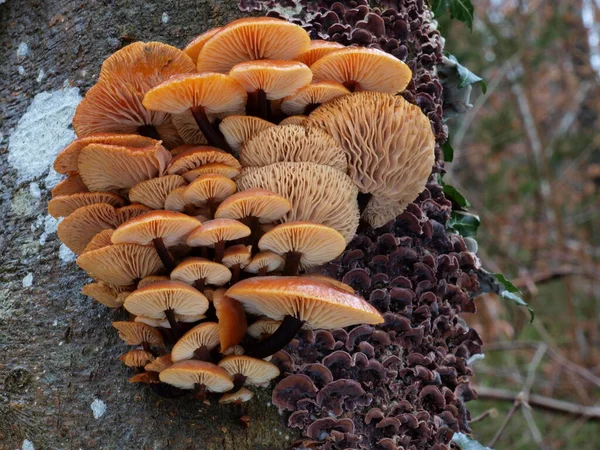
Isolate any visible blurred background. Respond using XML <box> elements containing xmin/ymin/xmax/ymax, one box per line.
<box><xmin>439</xmin><ymin>1</ymin><xmax>600</xmax><ymax>448</ymax></box>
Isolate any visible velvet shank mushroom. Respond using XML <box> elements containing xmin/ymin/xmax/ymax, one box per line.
<box><xmin>159</xmin><ymin>360</ymin><xmax>233</xmax><ymax>400</ymax></box>
<box><xmin>171</xmin><ymin>322</ymin><xmax>220</xmax><ymax>362</ymax></box>
<box><xmin>226</xmin><ymin>276</ymin><xmax>384</xmax><ymax>358</ymax></box>
<box><xmin>245</xmin><ymin>251</ymin><xmax>284</xmax><ymax>275</ymax></box>
<box><xmin>113</xmin><ymin>321</ymin><xmax>165</xmax><ymax>352</ymax></box>
<box><xmin>170</xmin><ymin>257</ymin><xmax>231</xmax><ymax>291</ymax></box>
<box><xmin>183</xmin><ymin>174</ymin><xmax>237</xmax><ymax>218</ymax></box>
<box><xmin>293</xmin><ymin>40</ymin><xmax>345</xmax><ymax>67</ymax></box>
<box><xmin>218</xmin><ymin>355</ymin><xmax>280</xmax><ymax>391</ymax></box>
<box><xmin>186</xmin><ymin>219</ymin><xmax>250</xmax><ymax>263</ymax></box>
<box><xmin>120</xmin><ymin>350</ymin><xmax>155</xmax><ymax>370</ymax></box>
<box><xmin>128</xmin><ymin>175</ymin><xmax>187</xmax><ymax>210</ymax></box>
<box><xmin>222</xmin><ymin>245</ymin><xmax>252</xmax><ymax>283</ymax></box>
<box><xmin>281</xmin><ymin>81</ymin><xmax>350</xmax><ymax>115</ymax></box>
<box><xmin>212</xmin><ymin>289</ymin><xmax>248</xmax><ymax>353</ymax></box>
<box><xmin>218</xmin><ymin>115</ymin><xmax>275</xmax><ymax>153</ymax></box>
<box><xmin>182</xmin><ymin>27</ymin><xmax>221</xmax><ymax>63</ymax></box>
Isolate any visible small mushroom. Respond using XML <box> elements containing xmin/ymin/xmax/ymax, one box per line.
<box><xmin>137</xmin><ymin>275</ymin><xmax>170</xmax><ymax>289</ymax></box>
<box><xmin>183</xmin><ymin>27</ymin><xmax>222</xmax><ymax>63</ymax></box>
<box><xmin>293</xmin><ymin>40</ymin><xmax>345</xmax><ymax>67</ymax></box>
<box><xmin>226</xmin><ymin>276</ymin><xmax>384</xmax><ymax>358</ymax></box>
<box><xmin>219</xmin><ymin>387</ymin><xmax>254</xmax><ymax>404</ymax></box>
<box><xmin>145</xmin><ymin>354</ymin><xmax>173</xmax><ymax>373</ymax></box>
<box><xmin>120</xmin><ymin>349</ymin><xmax>155</xmax><ymax>370</ymax></box>
<box><xmin>170</xmin><ymin>257</ymin><xmax>231</xmax><ymax>291</ymax></box>
<box><xmin>57</xmin><ymin>203</ymin><xmax>117</xmax><ymax>254</ymax></box>
<box><xmin>247</xmin><ymin>318</ymin><xmax>282</xmax><ymax>341</ymax></box>
<box><xmin>221</xmin><ymin>245</ymin><xmax>252</xmax><ymax>283</ymax></box>
<box><xmin>218</xmin><ymin>355</ymin><xmax>279</xmax><ymax>392</ymax></box>
<box><xmin>81</xmin><ymin>281</ymin><xmax>132</xmax><ymax>308</ymax></box>
<box><xmin>186</xmin><ymin>219</ymin><xmax>250</xmax><ymax>263</ymax></box>
<box><xmin>112</xmin><ymin>321</ymin><xmax>165</xmax><ymax>353</ymax></box>
<box><xmin>183</xmin><ymin>163</ymin><xmax>241</xmax><ymax>182</ymax></box>
<box><xmin>281</xmin><ymin>81</ymin><xmax>350</xmax><ymax>116</ymax></box>
<box><xmin>128</xmin><ymin>175</ymin><xmax>187</xmax><ymax>209</ymax></box>
<box><xmin>159</xmin><ymin>360</ymin><xmax>234</xmax><ymax>400</ymax></box>
<box><xmin>245</xmin><ymin>251</ymin><xmax>284</xmax><ymax>275</ymax></box>
<box><xmin>218</xmin><ymin>115</ymin><xmax>275</xmax><ymax>152</ymax></box>
<box><xmin>167</xmin><ymin>146</ymin><xmax>241</xmax><ymax>176</ymax></box>
<box><xmin>183</xmin><ymin>174</ymin><xmax>237</xmax><ymax>218</ymax></box>
<box><xmin>51</xmin><ymin>173</ymin><xmax>89</xmax><ymax>197</ymax></box>
<box><xmin>82</xmin><ymin>229</ymin><xmax>115</xmax><ymax>254</ymax></box>
<box><xmin>48</xmin><ymin>192</ymin><xmax>126</xmax><ymax>218</ymax></box>
<box><xmin>212</xmin><ymin>289</ymin><xmax>248</xmax><ymax>353</ymax></box>
<box><xmin>278</xmin><ymin>115</ymin><xmax>308</xmax><ymax>126</ymax></box>
<box><xmin>258</xmin><ymin>222</ymin><xmax>346</xmax><ymax>275</ymax></box>
<box><xmin>171</xmin><ymin>322</ymin><xmax>220</xmax><ymax>362</ymax></box>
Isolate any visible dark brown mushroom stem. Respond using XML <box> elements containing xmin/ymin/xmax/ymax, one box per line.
<box><xmin>214</xmin><ymin>240</ymin><xmax>225</xmax><ymax>263</ymax></box>
<box><xmin>245</xmin><ymin>315</ymin><xmax>305</xmax><ymax>358</ymax></box>
<box><xmin>242</xmin><ymin>216</ymin><xmax>261</xmax><ymax>253</ymax></box>
<box><xmin>152</xmin><ymin>238</ymin><xmax>176</xmax><ymax>272</ymax></box>
<box><xmin>164</xmin><ymin>308</ymin><xmax>181</xmax><ymax>339</ymax></box>
<box><xmin>206</xmin><ymin>198</ymin><xmax>218</xmax><ymax>219</ymax></box>
<box><xmin>230</xmin><ymin>373</ymin><xmax>247</xmax><ymax>393</ymax></box>
<box><xmin>357</xmin><ymin>192</ymin><xmax>372</xmax><ymax>215</ymax></box>
<box><xmin>204</xmin><ymin>303</ymin><xmax>217</xmax><ymax>322</ymax></box>
<box><xmin>304</xmin><ymin>103</ymin><xmax>320</xmax><ymax>115</ymax></box>
<box><xmin>258</xmin><ymin>266</ymin><xmax>269</xmax><ymax>276</ymax></box>
<box><xmin>194</xmin><ymin>383</ymin><xmax>207</xmax><ymax>401</ymax></box>
<box><xmin>231</xmin><ymin>264</ymin><xmax>242</xmax><ymax>283</ymax></box>
<box><xmin>190</xmin><ymin>105</ymin><xmax>233</xmax><ymax>153</ymax></box>
<box><xmin>192</xmin><ymin>278</ymin><xmax>206</xmax><ymax>292</ymax></box>
<box><xmin>247</xmin><ymin>90</ymin><xmax>270</xmax><ymax>121</ymax></box>
<box><xmin>283</xmin><ymin>251</ymin><xmax>302</xmax><ymax>276</ymax></box>
<box><xmin>193</xmin><ymin>346</ymin><xmax>212</xmax><ymax>361</ymax></box>
<box><xmin>343</xmin><ymin>80</ymin><xmax>358</xmax><ymax>92</ymax></box>
<box><xmin>142</xmin><ymin>342</ymin><xmax>158</xmax><ymax>357</ymax></box>
<box><xmin>137</xmin><ymin>124</ymin><xmax>161</xmax><ymax>140</ymax></box>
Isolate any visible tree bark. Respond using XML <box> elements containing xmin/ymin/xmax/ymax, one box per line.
<box><xmin>0</xmin><ymin>1</ymin><xmax>297</xmax><ymax>449</ymax></box>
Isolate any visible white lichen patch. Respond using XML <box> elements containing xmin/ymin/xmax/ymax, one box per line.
<box><xmin>36</xmin><ymin>69</ymin><xmax>45</xmax><ymax>83</ymax></box>
<box><xmin>8</xmin><ymin>88</ymin><xmax>81</xmax><ymax>184</ymax></box>
<box><xmin>18</xmin><ymin>66</ymin><xmax>26</xmax><ymax>76</ymax></box>
<box><xmin>17</xmin><ymin>42</ymin><xmax>29</xmax><ymax>58</ymax></box>
<box><xmin>22</xmin><ymin>439</ymin><xmax>35</xmax><ymax>450</ymax></box>
<box><xmin>29</xmin><ymin>182</ymin><xmax>41</xmax><ymax>199</ymax></box>
<box><xmin>161</xmin><ymin>12</ymin><xmax>169</xmax><ymax>24</ymax></box>
<box><xmin>22</xmin><ymin>273</ymin><xmax>33</xmax><ymax>288</ymax></box>
<box><xmin>59</xmin><ymin>244</ymin><xmax>76</xmax><ymax>263</ymax></box>
<box><xmin>39</xmin><ymin>215</ymin><xmax>59</xmax><ymax>245</ymax></box>
<box><xmin>90</xmin><ymin>398</ymin><xmax>107</xmax><ymax>419</ymax></box>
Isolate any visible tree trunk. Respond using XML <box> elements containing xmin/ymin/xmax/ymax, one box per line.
<box><xmin>0</xmin><ymin>1</ymin><xmax>296</xmax><ymax>448</ymax></box>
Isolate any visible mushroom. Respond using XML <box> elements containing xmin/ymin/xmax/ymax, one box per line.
<box><xmin>57</xmin><ymin>203</ymin><xmax>117</xmax><ymax>254</ymax></box>
<box><xmin>183</xmin><ymin>174</ymin><xmax>237</xmax><ymax>218</ymax></box>
<box><xmin>245</xmin><ymin>251</ymin><xmax>284</xmax><ymax>275</ymax></box>
<box><xmin>308</xmin><ymin>92</ymin><xmax>435</xmax><ymax>227</ymax></box>
<box><xmin>145</xmin><ymin>354</ymin><xmax>174</xmax><ymax>373</ymax></box>
<box><xmin>222</xmin><ymin>345</ymin><xmax>245</xmax><ymax>356</ymax></box>
<box><xmin>195</xmin><ymin>18</ymin><xmax>310</xmax><ymax>73</ymax></box>
<box><xmin>182</xmin><ymin>27</ymin><xmax>222</xmax><ymax>63</ymax></box>
<box><xmin>219</xmin><ymin>387</ymin><xmax>254</xmax><ymax>404</ymax></box>
<box><xmin>293</xmin><ymin>40</ymin><xmax>345</xmax><ymax>67</ymax></box>
<box><xmin>186</xmin><ymin>219</ymin><xmax>250</xmax><ymax>263</ymax></box>
<box><xmin>111</xmin><ymin>210</ymin><xmax>201</xmax><ymax>271</ymax></box>
<box><xmin>229</xmin><ymin>60</ymin><xmax>312</xmax><ymax>120</ymax></box>
<box><xmin>281</xmin><ymin>81</ymin><xmax>350</xmax><ymax>116</ymax></box>
<box><xmin>221</xmin><ymin>245</ymin><xmax>252</xmax><ymax>283</ymax></box>
<box><xmin>218</xmin><ymin>115</ymin><xmax>275</xmax><ymax>153</ymax></box>
<box><xmin>124</xmin><ymin>280</ymin><xmax>209</xmax><ymax>336</ymax></box>
<box><xmin>218</xmin><ymin>355</ymin><xmax>280</xmax><ymax>392</ymax></box>
<box><xmin>278</xmin><ymin>115</ymin><xmax>308</xmax><ymax>126</ymax></box>
<box><xmin>171</xmin><ymin>322</ymin><xmax>220</xmax><ymax>362</ymax></box>
<box><xmin>77</xmin><ymin>142</ymin><xmax>172</xmax><ymax>194</ymax></box>
<box><xmin>166</xmin><ymin>146</ymin><xmax>241</xmax><ymax>176</ymax></box>
<box><xmin>236</xmin><ymin>162</ymin><xmax>360</xmax><ymax>243</ymax></box>
<box><xmin>171</xmin><ymin>111</ymin><xmax>209</xmax><ymax>145</ymax></box>
<box><xmin>240</xmin><ymin>125</ymin><xmax>347</xmax><ymax>173</ymax></box>
<box><xmin>310</xmin><ymin>47</ymin><xmax>412</xmax><ymax>93</ymax></box>
<box><xmin>212</xmin><ymin>289</ymin><xmax>247</xmax><ymax>353</ymax></box>
<box><xmin>182</xmin><ymin>163</ymin><xmax>240</xmax><ymax>183</ymax></box>
<box><xmin>74</xmin><ymin>42</ymin><xmax>195</xmax><ymax>147</ymax></box>
<box><xmin>164</xmin><ymin>186</ymin><xmax>190</xmax><ymax>213</ymax></box>
<box><xmin>82</xmin><ymin>229</ymin><xmax>114</xmax><ymax>254</ymax></box>
<box><xmin>159</xmin><ymin>360</ymin><xmax>234</xmax><ymax>400</ymax></box>
<box><xmin>129</xmin><ymin>372</ymin><xmax>160</xmax><ymax>384</ymax></box>
<box><xmin>51</xmin><ymin>174</ymin><xmax>89</xmax><ymax>197</ymax></box>
<box><xmin>170</xmin><ymin>257</ymin><xmax>231</xmax><ymax>291</ymax></box>
<box><xmin>137</xmin><ymin>275</ymin><xmax>170</xmax><ymax>289</ymax></box>
<box><xmin>143</xmin><ymin>73</ymin><xmax>247</xmax><ymax>152</ymax></box>
<box><xmin>128</xmin><ymin>175</ymin><xmax>187</xmax><ymax>210</ymax></box>
<box><xmin>54</xmin><ymin>134</ymin><xmax>156</xmax><ymax>175</ymax></box>
<box><xmin>120</xmin><ymin>349</ymin><xmax>155</xmax><ymax>371</ymax></box>
<box><xmin>247</xmin><ymin>318</ymin><xmax>282</xmax><ymax>341</ymax></box>
<box><xmin>226</xmin><ymin>276</ymin><xmax>384</xmax><ymax>358</ymax></box>
<box><xmin>81</xmin><ymin>281</ymin><xmax>133</xmax><ymax>308</ymax></box>
<box><xmin>48</xmin><ymin>192</ymin><xmax>125</xmax><ymax>219</ymax></box>
<box><xmin>258</xmin><ymin>221</ymin><xmax>346</xmax><ymax>276</ymax></box>
<box><xmin>113</xmin><ymin>321</ymin><xmax>164</xmax><ymax>353</ymax></box>
<box><xmin>300</xmin><ymin>274</ymin><xmax>355</xmax><ymax>294</ymax></box>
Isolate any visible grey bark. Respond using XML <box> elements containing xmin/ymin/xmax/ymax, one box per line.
<box><xmin>0</xmin><ymin>2</ymin><xmax>296</xmax><ymax>449</ymax></box>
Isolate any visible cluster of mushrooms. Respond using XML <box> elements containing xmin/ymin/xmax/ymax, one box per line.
<box><xmin>48</xmin><ymin>17</ymin><xmax>435</xmax><ymax>406</ymax></box>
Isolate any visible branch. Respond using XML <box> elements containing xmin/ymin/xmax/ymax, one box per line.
<box><xmin>474</xmin><ymin>386</ymin><xmax>600</xmax><ymax>420</ymax></box>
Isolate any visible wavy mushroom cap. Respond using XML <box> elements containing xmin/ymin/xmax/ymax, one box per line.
<box><xmin>164</xmin><ymin>186</ymin><xmax>188</xmax><ymax>212</ymax></box>
<box><xmin>196</xmin><ymin>18</ymin><xmax>311</xmax><ymax>73</ymax></box>
<box><xmin>124</xmin><ymin>280</ymin><xmax>209</xmax><ymax>319</ymax></box>
<box><xmin>245</xmin><ymin>251</ymin><xmax>285</xmax><ymax>274</ymax></box>
<box><xmin>182</xmin><ymin>164</ymin><xmax>239</xmax><ymax>183</ymax></box>
<box><xmin>111</xmin><ymin>211</ymin><xmax>201</xmax><ymax>247</ymax></box>
<box><xmin>172</xmin><ymin>111</ymin><xmax>209</xmax><ymax>145</ymax></box>
<box><xmin>218</xmin><ymin>355</ymin><xmax>280</xmax><ymax>385</ymax></box>
<box><xmin>171</xmin><ymin>257</ymin><xmax>232</xmax><ymax>286</ymax></box>
<box><xmin>54</xmin><ymin>134</ymin><xmax>156</xmax><ymax>175</ymax></box>
<box><xmin>308</xmin><ymin>92</ymin><xmax>435</xmax><ymax>226</ymax></box>
<box><xmin>226</xmin><ymin>276</ymin><xmax>384</xmax><ymax>329</ymax></box>
<box><xmin>145</xmin><ymin>354</ymin><xmax>174</xmax><ymax>372</ymax></box>
<box><xmin>229</xmin><ymin>60</ymin><xmax>312</xmax><ymax>100</ymax></box>
<box><xmin>171</xmin><ymin>322</ymin><xmax>220</xmax><ymax>362</ymax></box>
<box><xmin>218</xmin><ymin>115</ymin><xmax>275</xmax><ymax>152</ymax></box>
<box><xmin>82</xmin><ymin>229</ymin><xmax>115</xmax><ymax>254</ymax></box>
<box><xmin>167</xmin><ymin>146</ymin><xmax>241</xmax><ymax>175</ymax></box>
<box><xmin>81</xmin><ymin>281</ymin><xmax>132</xmax><ymax>308</ymax></box>
<box><xmin>137</xmin><ymin>275</ymin><xmax>170</xmax><ymax>289</ymax></box>
<box><xmin>222</xmin><ymin>245</ymin><xmax>252</xmax><ymax>269</ymax></box>
<box><xmin>247</xmin><ymin>318</ymin><xmax>282</xmax><ymax>339</ymax></box>
<box><xmin>214</xmin><ymin>188</ymin><xmax>291</xmax><ymax>224</ymax></box>
<box><xmin>143</xmin><ymin>73</ymin><xmax>247</xmax><ymax>115</ymax></box>
<box><xmin>186</xmin><ymin>219</ymin><xmax>250</xmax><ymax>247</ymax></box>
<box><xmin>159</xmin><ymin>360</ymin><xmax>234</xmax><ymax>392</ymax></box>
<box><xmin>48</xmin><ymin>192</ymin><xmax>125</xmax><ymax>218</ymax></box>
<box><xmin>258</xmin><ymin>221</ymin><xmax>346</xmax><ymax>270</ymax></box>
<box><xmin>120</xmin><ymin>349</ymin><xmax>155</xmax><ymax>368</ymax></box>
<box><xmin>281</xmin><ymin>81</ymin><xmax>350</xmax><ymax>115</ymax></box>
<box><xmin>311</xmin><ymin>47</ymin><xmax>412</xmax><ymax>94</ymax></box>
<box><xmin>212</xmin><ymin>289</ymin><xmax>247</xmax><ymax>352</ymax></box>
<box><xmin>77</xmin><ymin>243</ymin><xmax>163</xmax><ymax>286</ymax></box>
<box><xmin>51</xmin><ymin>174</ymin><xmax>89</xmax><ymax>197</ymax></box>
<box><xmin>219</xmin><ymin>387</ymin><xmax>254</xmax><ymax>404</ymax></box>
<box><xmin>183</xmin><ymin>174</ymin><xmax>237</xmax><ymax>207</ymax></box>
<box><xmin>278</xmin><ymin>115</ymin><xmax>308</xmax><ymax>126</ymax></box>
<box><xmin>183</xmin><ymin>27</ymin><xmax>222</xmax><ymax>63</ymax></box>
<box><xmin>57</xmin><ymin>203</ymin><xmax>117</xmax><ymax>254</ymax></box>
<box><xmin>237</xmin><ymin>162</ymin><xmax>359</xmax><ymax>243</ymax></box>
<box><xmin>240</xmin><ymin>125</ymin><xmax>347</xmax><ymax>172</ymax></box>
<box><xmin>128</xmin><ymin>175</ymin><xmax>187</xmax><ymax>210</ymax></box>
<box><xmin>112</xmin><ymin>321</ymin><xmax>164</xmax><ymax>348</ymax></box>
<box><xmin>293</xmin><ymin>40</ymin><xmax>345</xmax><ymax>67</ymax></box>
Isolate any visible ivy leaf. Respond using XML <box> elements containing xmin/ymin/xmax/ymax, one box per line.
<box><xmin>441</xmin><ymin>140</ymin><xmax>454</xmax><ymax>162</ymax></box>
<box><xmin>494</xmin><ymin>273</ymin><xmax>535</xmax><ymax>322</ymax></box>
<box><xmin>447</xmin><ymin>54</ymin><xmax>486</xmax><ymax>93</ymax></box>
<box><xmin>452</xmin><ymin>433</ymin><xmax>492</xmax><ymax>450</ymax></box>
<box><xmin>447</xmin><ymin>210</ymin><xmax>480</xmax><ymax>237</ymax></box>
<box><xmin>442</xmin><ymin>183</ymin><xmax>471</xmax><ymax>209</ymax></box>
<box><xmin>430</xmin><ymin>0</ymin><xmax>475</xmax><ymax>30</ymax></box>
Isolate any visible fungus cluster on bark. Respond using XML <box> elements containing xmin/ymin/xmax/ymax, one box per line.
<box><xmin>47</xmin><ymin>7</ymin><xmax>475</xmax><ymax>449</ymax></box>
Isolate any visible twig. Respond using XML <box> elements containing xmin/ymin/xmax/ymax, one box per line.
<box><xmin>469</xmin><ymin>408</ymin><xmax>498</xmax><ymax>424</ymax></box>
<box><xmin>474</xmin><ymin>386</ymin><xmax>600</xmax><ymax>420</ymax></box>
<box><xmin>488</xmin><ymin>392</ymin><xmax>523</xmax><ymax>448</ymax></box>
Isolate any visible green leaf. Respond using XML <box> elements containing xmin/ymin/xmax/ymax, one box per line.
<box><xmin>441</xmin><ymin>140</ymin><xmax>454</xmax><ymax>162</ymax></box>
<box><xmin>448</xmin><ymin>0</ymin><xmax>474</xmax><ymax>30</ymax></box>
<box><xmin>447</xmin><ymin>54</ymin><xmax>486</xmax><ymax>92</ymax></box>
<box><xmin>494</xmin><ymin>273</ymin><xmax>535</xmax><ymax>322</ymax></box>
<box><xmin>447</xmin><ymin>210</ymin><xmax>480</xmax><ymax>237</ymax></box>
<box><xmin>442</xmin><ymin>183</ymin><xmax>471</xmax><ymax>208</ymax></box>
<box><xmin>431</xmin><ymin>0</ymin><xmax>448</xmax><ymax>18</ymax></box>
<box><xmin>452</xmin><ymin>433</ymin><xmax>492</xmax><ymax>450</ymax></box>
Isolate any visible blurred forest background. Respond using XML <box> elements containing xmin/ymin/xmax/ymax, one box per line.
<box><xmin>439</xmin><ymin>0</ymin><xmax>600</xmax><ymax>448</ymax></box>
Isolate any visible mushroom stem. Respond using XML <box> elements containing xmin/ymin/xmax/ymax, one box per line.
<box><xmin>206</xmin><ymin>198</ymin><xmax>218</xmax><ymax>219</ymax></box>
<box><xmin>283</xmin><ymin>251</ymin><xmax>302</xmax><ymax>276</ymax></box>
<box><xmin>194</xmin><ymin>383</ymin><xmax>207</xmax><ymax>401</ymax></box>
<box><xmin>245</xmin><ymin>315</ymin><xmax>305</xmax><ymax>358</ymax></box>
<box><xmin>247</xmin><ymin>90</ymin><xmax>271</xmax><ymax>121</ymax></box>
<box><xmin>231</xmin><ymin>264</ymin><xmax>242</xmax><ymax>283</ymax></box>
<box><xmin>343</xmin><ymin>80</ymin><xmax>359</xmax><ymax>92</ymax></box>
<box><xmin>357</xmin><ymin>192</ymin><xmax>372</xmax><ymax>215</ymax></box>
<box><xmin>137</xmin><ymin>124</ymin><xmax>161</xmax><ymax>140</ymax></box>
<box><xmin>152</xmin><ymin>238</ymin><xmax>175</xmax><ymax>272</ymax></box>
<box><xmin>231</xmin><ymin>373</ymin><xmax>247</xmax><ymax>393</ymax></box>
<box><xmin>193</xmin><ymin>346</ymin><xmax>212</xmax><ymax>361</ymax></box>
<box><xmin>190</xmin><ymin>105</ymin><xmax>233</xmax><ymax>153</ymax></box>
<box><xmin>214</xmin><ymin>240</ymin><xmax>225</xmax><ymax>264</ymax></box>
<box><xmin>164</xmin><ymin>308</ymin><xmax>181</xmax><ymax>339</ymax></box>
<box><xmin>142</xmin><ymin>342</ymin><xmax>158</xmax><ymax>357</ymax></box>
<box><xmin>193</xmin><ymin>278</ymin><xmax>206</xmax><ymax>292</ymax></box>
<box><xmin>258</xmin><ymin>266</ymin><xmax>269</xmax><ymax>276</ymax></box>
